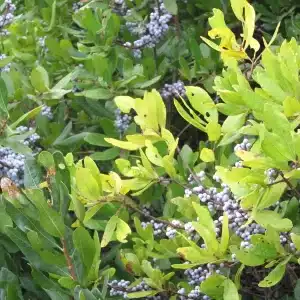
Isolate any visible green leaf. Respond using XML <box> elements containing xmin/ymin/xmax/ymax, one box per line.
<box><xmin>201</xmin><ymin>274</ymin><xmax>226</xmax><ymax>299</ymax></box>
<box><xmin>258</xmin><ymin>263</ymin><xmax>286</xmax><ymax>287</ymax></box>
<box><xmin>223</xmin><ymin>279</ymin><xmax>239</xmax><ymax>300</ymax></box>
<box><xmin>163</xmin><ymin>0</ymin><xmax>178</xmax><ymax>15</ymax></box>
<box><xmin>200</xmin><ymin>148</ymin><xmax>215</xmax><ymax>162</ymax></box>
<box><xmin>221</xmin><ymin>113</ymin><xmax>247</xmax><ymax>133</ymax></box>
<box><xmin>262</xmin><ymin>131</ymin><xmax>295</xmax><ymax>164</ymax></box>
<box><xmin>230</xmin><ymin>246</ymin><xmax>265</xmax><ymax>266</ymax></box>
<box><xmin>84</xmin><ymin>133</ymin><xmax>111</xmax><ymax>147</ymax></box>
<box><xmin>294</xmin><ymin>279</ymin><xmax>300</xmax><ymax>300</ymax></box>
<box><xmin>38</xmin><ymin>151</ymin><xmax>55</xmax><ymax>169</ymax></box>
<box><xmin>73</xmin><ymin>227</ymin><xmax>95</xmax><ymax>270</ymax></box>
<box><xmin>53</xmin><ymin>69</ymin><xmax>79</xmax><ymax>90</ymax></box>
<box><xmin>0</xmin><ymin>209</ymin><xmax>12</xmax><ymax>233</ymax></box>
<box><xmin>90</xmin><ymin>148</ymin><xmax>120</xmax><ymax>161</ymax></box>
<box><xmin>192</xmin><ymin>203</ymin><xmax>215</xmax><ymax>234</ymax></box>
<box><xmin>257</xmin><ymin>182</ymin><xmax>287</xmax><ymax>209</ymax></box>
<box><xmin>284</xmin><ymin>96</ymin><xmax>300</xmax><ymax>117</ymax></box>
<box><xmin>58</xmin><ymin>277</ymin><xmax>77</xmax><ymax>289</ymax></box>
<box><xmin>134</xmin><ymin>76</ymin><xmax>162</xmax><ymax>89</ymax></box>
<box><xmin>127</xmin><ymin>290</ymin><xmax>158</xmax><ymax>299</ymax></box>
<box><xmin>30</xmin><ymin>66</ymin><xmax>49</xmax><ymax>93</ymax></box>
<box><xmin>101</xmin><ymin>215</ymin><xmax>118</xmax><ymax>248</ymax></box>
<box><xmin>46</xmin><ymin>0</ymin><xmax>56</xmax><ymax>32</ymax></box>
<box><xmin>192</xmin><ymin>222</ymin><xmax>218</xmax><ymax>252</ymax></box>
<box><xmin>25</xmin><ymin>190</ymin><xmax>65</xmax><ymax>238</ymax></box>
<box><xmin>10</xmin><ymin>106</ymin><xmax>42</xmax><ymax>129</ymax></box>
<box><xmin>254</xmin><ymin>210</ymin><xmax>293</xmax><ymax>231</ymax></box>
<box><xmin>291</xmin><ymin>233</ymin><xmax>300</xmax><ymax>251</ymax></box>
<box><xmin>177</xmin><ymin>246</ymin><xmax>216</xmax><ymax>264</ymax></box>
<box><xmin>77</xmin><ymin>88</ymin><xmax>113</xmax><ymax>100</ymax></box>
<box><xmin>0</xmin><ymin>77</ymin><xmax>8</xmax><ymax>116</ymax></box>
<box><xmin>23</xmin><ymin>157</ymin><xmax>43</xmax><ymax>189</ymax></box>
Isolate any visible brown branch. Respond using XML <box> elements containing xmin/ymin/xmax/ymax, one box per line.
<box><xmin>174</xmin><ymin>15</ymin><xmax>181</xmax><ymax>38</ymax></box>
<box><xmin>267</xmin><ymin>179</ymin><xmax>285</xmax><ymax>186</ymax></box>
<box><xmin>61</xmin><ymin>238</ymin><xmax>77</xmax><ymax>281</ymax></box>
<box><xmin>88</xmin><ymin>194</ymin><xmax>184</xmax><ymax>229</ymax></box>
<box><xmin>279</xmin><ymin>171</ymin><xmax>300</xmax><ymax>198</ymax></box>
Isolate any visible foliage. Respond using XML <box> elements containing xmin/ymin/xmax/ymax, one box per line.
<box><xmin>2</xmin><ymin>0</ymin><xmax>300</xmax><ymax>300</ymax></box>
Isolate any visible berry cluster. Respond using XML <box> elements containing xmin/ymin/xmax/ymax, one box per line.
<box><xmin>72</xmin><ymin>2</ymin><xmax>83</xmax><ymax>13</ymax></box>
<box><xmin>166</xmin><ymin>220</ymin><xmax>183</xmax><ymax>239</ymax></box>
<box><xmin>0</xmin><ymin>0</ymin><xmax>16</xmax><ymax>35</ymax></box>
<box><xmin>160</xmin><ymin>81</ymin><xmax>186</xmax><ymax>101</ymax></box>
<box><xmin>41</xmin><ymin>105</ymin><xmax>53</xmax><ymax>120</ymax></box>
<box><xmin>0</xmin><ymin>54</ymin><xmax>10</xmax><ymax>72</ymax></box>
<box><xmin>112</xmin><ymin>0</ymin><xmax>127</xmax><ymax>16</ymax></box>
<box><xmin>0</xmin><ymin>126</ymin><xmax>41</xmax><ymax>186</ymax></box>
<box><xmin>279</xmin><ymin>232</ymin><xmax>298</xmax><ymax>252</ymax></box>
<box><xmin>114</xmin><ymin>108</ymin><xmax>132</xmax><ymax>134</ymax></box>
<box><xmin>37</xmin><ymin>37</ymin><xmax>46</xmax><ymax>48</ymax></box>
<box><xmin>185</xmin><ymin>171</ymin><xmax>265</xmax><ymax>249</ymax></box>
<box><xmin>123</xmin><ymin>0</ymin><xmax>172</xmax><ymax>58</ymax></box>
<box><xmin>234</xmin><ymin>138</ymin><xmax>252</xmax><ymax>152</ymax></box>
<box><xmin>177</xmin><ymin>286</ymin><xmax>210</xmax><ymax>300</ymax></box>
<box><xmin>109</xmin><ymin>279</ymin><xmax>165</xmax><ymax>299</ymax></box>
<box><xmin>141</xmin><ymin>219</ymin><xmax>166</xmax><ymax>237</ymax></box>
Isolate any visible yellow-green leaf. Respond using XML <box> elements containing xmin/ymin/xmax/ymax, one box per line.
<box><xmin>116</xmin><ymin>218</ymin><xmax>131</xmax><ymax>243</ymax></box>
<box><xmin>258</xmin><ymin>264</ymin><xmax>286</xmax><ymax>288</ymax></box>
<box><xmin>104</xmin><ymin>138</ymin><xmax>140</xmax><ymax>151</ymax></box>
<box><xmin>219</xmin><ymin>213</ymin><xmax>229</xmax><ymax>254</ymax></box>
<box><xmin>76</xmin><ymin>168</ymin><xmax>101</xmax><ymax>201</ymax></box>
<box><xmin>115</xmin><ymin>96</ymin><xmax>136</xmax><ymax>113</ymax></box>
<box><xmin>101</xmin><ymin>215</ymin><xmax>118</xmax><ymax>248</ymax></box>
<box><xmin>206</xmin><ymin>121</ymin><xmax>221</xmax><ymax>141</ymax></box>
<box><xmin>200</xmin><ymin>148</ymin><xmax>215</xmax><ymax>162</ymax></box>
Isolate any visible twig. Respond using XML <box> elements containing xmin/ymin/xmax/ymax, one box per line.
<box><xmin>88</xmin><ymin>195</ymin><xmax>184</xmax><ymax>229</ymax></box>
<box><xmin>279</xmin><ymin>171</ymin><xmax>300</xmax><ymax>198</ymax></box>
<box><xmin>267</xmin><ymin>179</ymin><xmax>285</xmax><ymax>186</ymax></box>
<box><xmin>61</xmin><ymin>238</ymin><xmax>77</xmax><ymax>281</ymax></box>
<box><xmin>0</xmin><ymin>119</ymin><xmax>7</xmax><ymax>136</ymax></box>
<box><xmin>174</xmin><ymin>15</ymin><xmax>181</xmax><ymax>38</ymax></box>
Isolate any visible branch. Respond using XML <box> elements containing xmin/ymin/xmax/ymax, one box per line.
<box><xmin>61</xmin><ymin>238</ymin><xmax>77</xmax><ymax>281</ymax></box>
<box><xmin>89</xmin><ymin>195</ymin><xmax>184</xmax><ymax>229</ymax></box>
<box><xmin>267</xmin><ymin>179</ymin><xmax>285</xmax><ymax>186</ymax></box>
<box><xmin>279</xmin><ymin>171</ymin><xmax>300</xmax><ymax>198</ymax></box>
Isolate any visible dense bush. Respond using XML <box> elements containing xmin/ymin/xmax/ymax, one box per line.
<box><xmin>2</xmin><ymin>0</ymin><xmax>300</xmax><ymax>299</ymax></box>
